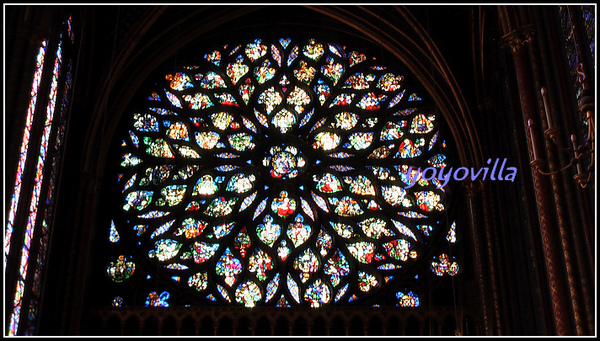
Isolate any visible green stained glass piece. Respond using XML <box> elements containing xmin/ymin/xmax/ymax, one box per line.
<box><xmin>195</xmin><ymin>131</ymin><xmax>221</xmax><ymax>149</ymax></box>
<box><xmin>343</xmin><ymin>72</ymin><xmax>375</xmax><ymax>90</ymax></box>
<box><xmin>191</xmin><ymin>241</ymin><xmax>219</xmax><ymax>264</ymax></box>
<box><xmin>254</xmin><ymin>60</ymin><xmax>276</xmax><ymax>84</ymax></box>
<box><xmin>166</xmin><ymin>72</ymin><xmax>194</xmax><ymax>91</ymax></box>
<box><xmin>321</xmin><ymin>56</ymin><xmax>344</xmax><ymax>85</ymax></box>
<box><xmin>245</xmin><ymin>39</ymin><xmax>267</xmax><ymax>61</ymax></box>
<box><xmin>182</xmin><ymin>93</ymin><xmax>214</xmax><ymax>110</ymax></box>
<box><xmin>314</xmin><ymin>172</ymin><xmax>342</xmax><ymax>193</ymax></box>
<box><xmin>204</xmin><ymin>197</ymin><xmax>238</xmax><ymax>217</ymax></box>
<box><xmin>225</xmin><ymin>173</ymin><xmax>256</xmax><ymax>193</ymax></box>
<box><xmin>106</xmin><ymin>255</ymin><xmax>135</xmax><ymax>282</ymax></box>
<box><xmin>145</xmin><ymin>138</ymin><xmax>175</xmax><ymax>158</ymax></box>
<box><xmin>151</xmin><ymin>239</ymin><xmax>182</xmax><ymax>262</ymax></box>
<box><xmin>357</xmin><ymin>271</ymin><xmax>379</xmax><ymax>292</ymax></box>
<box><xmin>188</xmin><ymin>272</ymin><xmax>209</xmax><ymax>291</ymax></box>
<box><xmin>377</xmin><ymin>73</ymin><xmax>404</xmax><ymax>92</ymax></box>
<box><xmin>248</xmin><ymin>248</ymin><xmax>274</xmax><ymax>282</ymax></box>
<box><xmin>235</xmin><ymin>280</ymin><xmax>262</xmax><ymax>307</ymax></box>
<box><xmin>197</xmin><ymin>71</ymin><xmax>227</xmax><ymax>89</ymax></box>
<box><xmin>294</xmin><ymin>60</ymin><xmax>316</xmax><ymax>84</ymax></box>
<box><xmin>324</xmin><ymin>250</ymin><xmax>350</xmax><ymax>286</ymax></box>
<box><xmin>359</xmin><ymin>217</ymin><xmax>393</xmax><ymax>238</ymax></box>
<box><xmin>286</xmin><ymin>215</ymin><xmax>312</xmax><ymax>247</ymax></box>
<box><xmin>216</xmin><ymin>248</ymin><xmax>243</xmax><ymax>286</ymax></box>
<box><xmin>258</xmin><ymin>87</ymin><xmax>282</xmax><ymax>115</ymax></box>
<box><xmin>304</xmin><ymin>278</ymin><xmax>331</xmax><ymax>307</ymax></box>
<box><xmin>123</xmin><ymin>190</ymin><xmax>153</xmax><ymax>211</ymax></box>
<box><xmin>227</xmin><ymin>56</ymin><xmax>249</xmax><ymax>85</ymax></box>
<box><xmin>256</xmin><ymin>215</ymin><xmax>281</xmax><ymax>247</ymax></box>
<box><xmin>302</xmin><ymin>39</ymin><xmax>325</xmax><ymax>61</ymax></box>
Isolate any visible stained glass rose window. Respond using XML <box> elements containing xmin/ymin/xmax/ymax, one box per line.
<box><xmin>107</xmin><ymin>38</ymin><xmax>455</xmax><ymax>307</ymax></box>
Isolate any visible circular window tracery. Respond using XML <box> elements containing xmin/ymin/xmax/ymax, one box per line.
<box><xmin>107</xmin><ymin>37</ymin><xmax>456</xmax><ymax>307</ymax></box>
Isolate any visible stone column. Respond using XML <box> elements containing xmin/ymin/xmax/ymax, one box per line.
<box><xmin>499</xmin><ymin>7</ymin><xmax>576</xmax><ymax>334</ymax></box>
<box><xmin>464</xmin><ymin>181</ymin><xmax>492</xmax><ymax>335</ymax></box>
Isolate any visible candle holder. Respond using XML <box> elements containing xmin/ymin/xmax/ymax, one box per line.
<box><xmin>529</xmin><ymin>80</ymin><xmax>595</xmax><ymax>189</ymax></box>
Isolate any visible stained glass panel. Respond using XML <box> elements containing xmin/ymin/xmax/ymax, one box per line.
<box><xmin>6</xmin><ymin>41</ymin><xmax>48</xmax><ymax>269</ymax></box>
<box><xmin>9</xmin><ymin>40</ymin><xmax>62</xmax><ymax>336</ymax></box>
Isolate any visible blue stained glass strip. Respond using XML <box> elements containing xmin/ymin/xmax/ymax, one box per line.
<box><xmin>334</xmin><ymin>283</ymin><xmax>349</xmax><ymax>302</ymax></box>
<box><xmin>287</xmin><ymin>45</ymin><xmax>298</xmax><ymax>66</ymax></box>
<box><xmin>298</xmin><ymin>108</ymin><xmax>315</xmax><ymax>128</ymax></box>
<box><xmin>150</xmin><ymin>220</ymin><xmax>176</xmax><ymax>239</ymax></box>
<box><xmin>242</xmin><ymin>116</ymin><xmax>258</xmax><ymax>133</ymax></box>
<box><xmin>300</xmin><ymin>197</ymin><xmax>315</xmax><ymax>221</ymax></box>
<box><xmin>129</xmin><ymin>131</ymin><xmax>139</xmax><ymax>148</ymax></box>
<box><xmin>311</xmin><ymin>191</ymin><xmax>329</xmax><ymax>213</ymax></box>
<box><xmin>287</xmin><ymin>274</ymin><xmax>300</xmax><ymax>303</ymax></box>
<box><xmin>309</xmin><ymin>117</ymin><xmax>327</xmax><ymax>133</ymax></box>
<box><xmin>239</xmin><ymin>191</ymin><xmax>258</xmax><ymax>212</ymax></box>
<box><xmin>265</xmin><ymin>272</ymin><xmax>280</xmax><ymax>302</ymax></box>
<box><xmin>215</xmin><ymin>165</ymin><xmax>240</xmax><ymax>172</ymax></box>
<box><xmin>329</xmin><ymin>165</ymin><xmax>355</xmax><ymax>172</ymax></box>
<box><xmin>391</xmin><ymin>219</ymin><xmax>417</xmax><ymax>241</ymax></box>
<box><xmin>397</xmin><ymin>211</ymin><xmax>428</xmax><ymax>219</ymax></box>
<box><xmin>271</xmin><ymin>45</ymin><xmax>282</xmax><ymax>67</ymax></box>
<box><xmin>215</xmin><ymin>153</ymin><xmax>240</xmax><ymax>159</ymax></box>
<box><xmin>164</xmin><ymin>89</ymin><xmax>182</xmax><ymax>108</ymax></box>
<box><xmin>123</xmin><ymin>174</ymin><xmax>137</xmax><ymax>192</ymax></box>
<box><xmin>139</xmin><ymin>211</ymin><xmax>170</xmax><ymax>219</ymax></box>
<box><xmin>253</xmin><ymin>197</ymin><xmax>268</xmax><ymax>220</ymax></box>
<box><xmin>254</xmin><ymin>110</ymin><xmax>269</xmax><ymax>128</ymax></box>
<box><xmin>387</xmin><ymin>91</ymin><xmax>404</xmax><ymax>108</ymax></box>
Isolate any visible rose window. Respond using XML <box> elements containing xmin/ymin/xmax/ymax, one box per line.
<box><xmin>106</xmin><ymin>38</ymin><xmax>457</xmax><ymax>308</ymax></box>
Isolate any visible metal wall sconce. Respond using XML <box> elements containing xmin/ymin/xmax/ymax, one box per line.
<box><xmin>528</xmin><ymin>74</ymin><xmax>595</xmax><ymax>188</ymax></box>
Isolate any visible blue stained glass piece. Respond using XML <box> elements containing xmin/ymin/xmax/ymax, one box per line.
<box><xmin>239</xmin><ymin>191</ymin><xmax>258</xmax><ymax>212</ymax></box>
<box><xmin>215</xmin><ymin>165</ymin><xmax>239</xmax><ymax>172</ymax></box>
<box><xmin>298</xmin><ymin>108</ymin><xmax>315</xmax><ymax>128</ymax></box>
<box><xmin>287</xmin><ymin>45</ymin><xmax>298</xmax><ymax>67</ymax></box>
<box><xmin>300</xmin><ymin>197</ymin><xmax>315</xmax><ymax>221</ymax></box>
<box><xmin>242</xmin><ymin>116</ymin><xmax>258</xmax><ymax>133</ymax></box>
<box><xmin>311</xmin><ymin>191</ymin><xmax>329</xmax><ymax>213</ymax></box>
<box><xmin>253</xmin><ymin>197</ymin><xmax>268</xmax><ymax>220</ymax></box>
<box><xmin>334</xmin><ymin>283</ymin><xmax>349</xmax><ymax>302</ymax></box>
<box><xmin>280</xmin><ymin>38</ymin><xmax>291</xmax><ymax>49</ymax></box>
<box><xmin>309</xmin><ymin>117</ymin><xmax>327</xmax><ymax>133</ymax></box>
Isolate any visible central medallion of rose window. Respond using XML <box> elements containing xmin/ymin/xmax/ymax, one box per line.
<box><xmin>262</xmin><ymin>144</ymin><xmax>306</xmax><ymax>179</ymax></box>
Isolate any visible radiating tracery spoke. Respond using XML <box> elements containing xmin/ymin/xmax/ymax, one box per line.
<box><xmin>109</xmin><ymin>37</ymin><xmax>455</xmax><ymax>308</ymax></box>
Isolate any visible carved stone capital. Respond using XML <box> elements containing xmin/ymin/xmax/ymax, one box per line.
<box><xmin>502</xmin><ymin>26</ymin><xmax>535</xmax><ymax>53</ymax></box>
<box><xmin>462</xmin><ymin>179</ymin><xmax>484</xmax><ymax>197</ymax></box>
